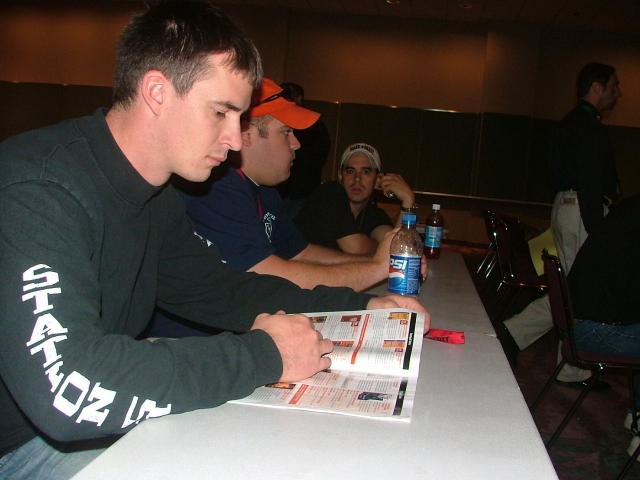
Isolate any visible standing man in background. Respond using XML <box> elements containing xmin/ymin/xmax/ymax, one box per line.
<box><xmin>503</xmin><ymin>62</ymin><xmax>622</xmax><ymax>387</ymax></box>
<box><xmin>551</xmin><ymin>62</ymin><xmax>622</xmax><ymax>269</ymax></box>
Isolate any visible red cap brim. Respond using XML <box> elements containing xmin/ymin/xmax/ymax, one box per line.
<box><xmin>249</xmin><ymin>97</ymin><xmax>320</xmax><ymax>130</ymax></box>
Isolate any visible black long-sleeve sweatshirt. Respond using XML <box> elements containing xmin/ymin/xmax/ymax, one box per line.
<box><xmin>0</xmin><ymin>110</ymin><xmax>371</xmax><ymax>456</ymax></box>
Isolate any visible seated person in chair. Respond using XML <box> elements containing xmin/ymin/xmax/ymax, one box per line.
<box><xmin>568</xmin><ymin>195</ymin><xmax>640</xmax><ymax>456</ymax></box>
<box><xmin>148</xmin><ymin>80</ymin><xmax>427</xmax><ymax>339</ymax></box>
<box><xmin>294</xmin><ymin>143</ymin><xmax>415</xmax><ymax>256</ymax></box>
<box><xmin>174</xmin><ymin>79</ymin><xmax>409</xmax><ymax>292</ymax></box>
<box><xmin>0</xmin><ymin>3</ymin><xmax>429</xmax><ymax>477</ymax></box>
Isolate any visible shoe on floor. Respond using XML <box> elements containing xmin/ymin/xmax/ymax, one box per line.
<box><xmin>554</xmin><ymin>378</ymin><xmax>611</xmax><ymax>392</ymax></box>
<box><xmin>628</xmin><ymin>435</ymin><xmax>640</xmax><ymax>460</ymax></box>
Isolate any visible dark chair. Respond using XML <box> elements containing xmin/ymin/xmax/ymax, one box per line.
<box><xmin>473</xmin><ymin>210</ymin><xmax>498</xmax><ymax>293</ymax></box>
<box><xmin>486</xmin><ymin>211</ymin><xmax>547</xmax><ymax>323</ymax></box>
<box><xmin>531</xmin><ymin>251</ymin><xmax>640</xmax><ymax>480</ymax></box>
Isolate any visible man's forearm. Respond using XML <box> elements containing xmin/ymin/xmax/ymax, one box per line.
<box><xmin>287</xmin><ymin>259</ymin><xmax>387</xmax><ymax>291</ymax></box>
<box><xmin>296</xmin><ymin>243</ymin><xmax>371</xmax><ymax>265</ymax></box>
<box><xmin>251</xmin><ymin>253</ymin><xmax>386</xmax><ymax>292</ymax></box>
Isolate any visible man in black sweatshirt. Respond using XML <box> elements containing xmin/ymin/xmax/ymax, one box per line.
<box><xmin>0</xmin><ymin>2</ymin><xmax>428</xmax><ymax>479</ymax></box>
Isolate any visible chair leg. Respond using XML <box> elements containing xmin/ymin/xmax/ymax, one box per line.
<box><xmin>476</xmin><ymin>259</ymin><xmax>498</xmax><ymax>298</ymax></box>
<box><xmin>492</xmin><ymin>287</ymin><xmax>517</xmax><ymax>324</ymax></box>
<box><xmin>530</xmin><ymin>360</ymin><xmax>566</xmax><ymax>412</ymax></box>
<box><xmin>616</xmin><ymin>441</ymin><xmax>640</xmax><ymax>480</ymax></box>
<box><xmin>482</xmin><ymin>254</ymin><xmax>497</xmax><ymax>280</ymax></box>
<box><xmin>546</xmin><ymin>372</ymin><xmax>600</xmax><ymax>448</ymax></box>
<box><xmin>476</xmin><ymin>255</ymin><xmax>497</xmax><ymax>293</ymax></box>
<box><xmin>475</xmin><ymin>245</ymin><xmax>494</xmax><ymax>276</ymax></box>
<box><xmin>629</xmin><ymin>370</ymin><xmax>638</xmax><ymax>434</ymax></box>
<box><xmin>473</xmin><ymin>252</ymin><xmax>494</xmax><ymax>293</ymax></box>
<box><xmin>614</xmin><ymin>370</ymin><xmax>640</xmax><ymax>480</ymax></box>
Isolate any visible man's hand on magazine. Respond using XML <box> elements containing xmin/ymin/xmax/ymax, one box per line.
<box><xmin>366</xmin><ymin>295</ymin><xmax>431</xmax><ymax>333</ymax></box>
<box><xmin>252</xmin><ymin>311</ymin><xmax>334</xmax><ymax>382</ymax></box>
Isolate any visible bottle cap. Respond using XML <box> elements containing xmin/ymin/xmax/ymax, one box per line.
<box><xmin>432</xmin><ymin>204</ymin><xmax>440</xmax><ymax>210</ymax></box>
<box><xmin>401</xmin><ymin>212</ymin><xmax>417</xmax><ymax>226</ymax></box>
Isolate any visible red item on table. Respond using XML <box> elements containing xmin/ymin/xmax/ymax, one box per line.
<box><xmin>424</xmin><ymin>328</ymin><xmax>465</xmax><ymax>344</ymax></box>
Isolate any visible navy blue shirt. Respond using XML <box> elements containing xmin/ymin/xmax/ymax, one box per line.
<box><xmin>180</xmin><ymin>167</ymin><xmax>309</xmax><ymax>271</ymax></box>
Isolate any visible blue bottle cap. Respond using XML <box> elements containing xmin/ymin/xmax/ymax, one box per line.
<box><xmin>402</xmin><ymin>212</ymin><xmax>417</xmax><ymax>226</ymax></box>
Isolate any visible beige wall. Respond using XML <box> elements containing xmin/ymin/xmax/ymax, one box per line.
<box><xmin>0</xmin><ymin>6</ymin><xmax>131</xmax><ymax>86</ymax></box>
<box><xmin>482</xmin><ymin>28</ymin><xmax>540</xmax><ymax>116</ymax></box>
<box><xmin>533</xmin><ymin>29</ymin><xmax>640</xmax><ymax>125</ymax></box>
<box><xmin>283</xmin><ymin>13</ymin><xmax>487</xmax><ymax>112</ymax></box>
<box><xmin>1</xmin><ymin>4</ymin><xmax>639</xmax><ymax>126</ymax></box>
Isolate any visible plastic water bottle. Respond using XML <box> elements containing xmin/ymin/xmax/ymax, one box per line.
<box><xmin>424</xmin><ymin>203</ymin><xmax>444</xmax><ymax>259</ymax></box>
<box><xmin>388</xmin><ymin>211</ymin><xmax>422</xmax><ymax>296</ymax></box>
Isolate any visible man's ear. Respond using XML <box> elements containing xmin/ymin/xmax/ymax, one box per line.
<box><xmin>241</xmin><ymin>128</ymin><xmax>252</xmax><ymax>147</ymax></box>
<box><xmin>591</xmin><ymin>80</ymin><xmax>604</xmax><ymax>96</ymax></box>
<box><xmin>240</xmin><ymin>123</ymin><xmax>257</xmax><ymax>147</ymax></box>
<box><xmin>140</xmin><ymin>70</ymin><xmax>168</xmax><ymax>115</ymax></box>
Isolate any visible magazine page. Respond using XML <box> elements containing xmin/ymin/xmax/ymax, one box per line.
<box><xmin>306</xmin><ymin>308</ymin><xmax>424</xmax><ymax>377</ymax></box>
<box><xmin>230</xmin><ymin>308</ymin><xmax>425</xmax><ymax>421</ymax></box>
<box><xmin>230</xmin><ymin>369</ymin><xmax>417</xmax><ymax>421</ymax></box>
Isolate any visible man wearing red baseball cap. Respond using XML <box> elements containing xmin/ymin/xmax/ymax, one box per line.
<box><xmin>177</xmin><ymin>78</ymin><xmax>397</xmax><ymax>292</ymax></box>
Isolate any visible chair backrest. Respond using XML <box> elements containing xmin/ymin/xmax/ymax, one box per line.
<box><xmin>489</xmin><ymin>211</ymin><xmax>543</xmax><ymax>286</ymax></box>
<box><xmin>542</xmin><ymin>250</ymin><xmax>580</xmax><ymax>364</ymax></box>
<box><xmin>487</xmin><ymin>211</ymin><xmax>512</xmax><ymax>280</ymax></box>
<box><xmin>483</xmin><ymin>209</ymin><xmax>496</xmax><ymax>245</ymax></box>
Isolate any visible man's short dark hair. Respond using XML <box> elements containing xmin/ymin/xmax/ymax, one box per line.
<box><xmin>112</xmin><ymin>0</ymin><xmax>263</xmax><ymax>108</ymax></box>
<box><xmin>576</xmin><ymin>62</ymin><xmax>616</xmax><ymax>99</ymax></box>
<box><xmin>279</xmin><ymin>82</ymin><xmax>304</xmax><ymax>102</ymax></box>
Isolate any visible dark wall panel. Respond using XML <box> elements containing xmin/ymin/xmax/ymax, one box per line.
<box><xmin>335</xmin><ymin>103</ymin><xmax>422</xmax><ymax>186</ymax></box>
<box><xmin>60</xmin><ymin>84</ymin><xmax>112</xmax><ymax>119</ymax></box>
<box><xmin>607</xmin><ymin>125</ymin><xmax>640</xmax><ymax>197</ymax></box>
<box><xmin>0</xmin><ymin>81</ymin><xmax>112</xmax><ymax>141</ymax></box>
<box><xmin>305</xmin><ymin>99</ymin><xmax>339</xmax><ymax>179</ymax></box>
<box><xmin>3</xmin><ymin>81</ymin><xmax>639</xmax><ymax>205</ymax></box>
<box><xmin>476</xmin><ymin>113</ymin><xmax>532</xmax><ymax>200</ymax></box>
<box><xmin>526</xmin><ymin>118</ymin><xmax>555</xmax><ymax>203</ymax></box>
<box><xmin>417</xmin><ymin>110</ymin><xmax>478</xmax><ymax>195</ymax></box>
<box><xmin>0</xmin><ymin>82</ymin><xmax>64</xmax><ymax>140</ymax></box>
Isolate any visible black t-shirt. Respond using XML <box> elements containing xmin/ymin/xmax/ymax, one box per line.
<box><xmin>294</xmin><ymin>181</ymin><xmax>393</xmax><ymax>250</ymax></box>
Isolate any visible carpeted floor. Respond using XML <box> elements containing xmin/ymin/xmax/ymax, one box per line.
<box><xmin>457</xmin><ymin>245</ymin><xmax>640</xmax><ymax>480</ymax></box>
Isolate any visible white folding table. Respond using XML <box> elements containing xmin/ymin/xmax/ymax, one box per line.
<box><xmin>72</xmin><ymin>249</ymin><xmax>557</xmax><ymax>480</ymax></box>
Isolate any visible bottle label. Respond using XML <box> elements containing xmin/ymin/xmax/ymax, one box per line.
<box><xmin>424</xmin><ymin>226</ymin><xmax>443</xmax><ymax>248</ymax></box>
<box><xmin>388</xmin><ymin>254</ymin><xmax>421</xmax><ymax>296</ymax></box>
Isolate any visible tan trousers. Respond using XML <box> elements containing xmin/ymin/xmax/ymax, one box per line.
<box><xmin>550</xmin><ymin>190</ymin><xmax>589</xmax><ymax>273</ymax></box>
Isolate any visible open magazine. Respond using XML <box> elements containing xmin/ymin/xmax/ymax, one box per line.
<box><xmin>230</xmin><ymin>308</ymin><xmax>425</xmax><ymax>422</ymax></box>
